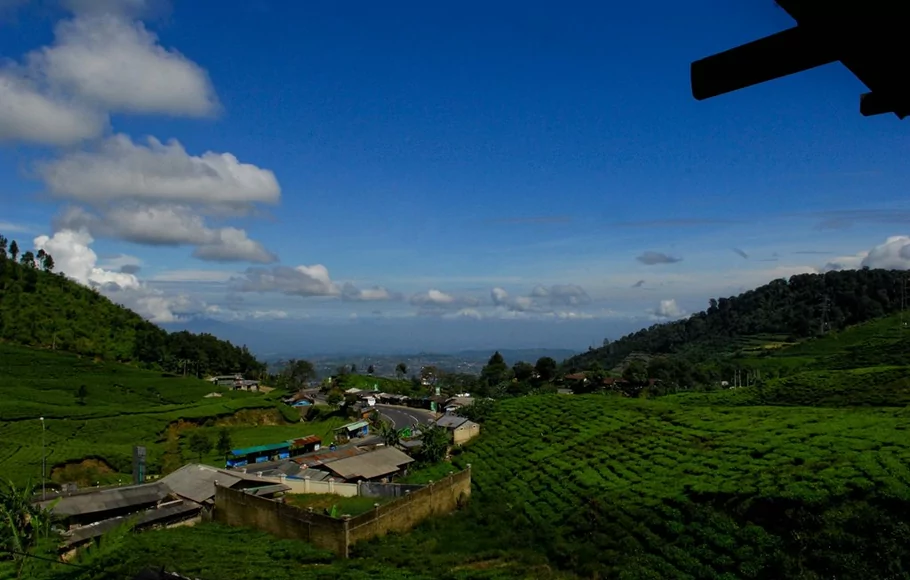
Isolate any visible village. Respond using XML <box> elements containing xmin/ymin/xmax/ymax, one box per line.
<box><xmin>37</xmin><ymin>384</ymin><xmax>481</xmax><ymax>557</ymax></box>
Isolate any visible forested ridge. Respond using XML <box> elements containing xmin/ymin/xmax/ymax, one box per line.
<box><xmin>0</xmin><ymin>233</ymin><xmax>264</xmax><ymax>377</ymax></box>
<box><xmin>565</xmin><ymin>268</ymin><xmax>910</xmax><ymax>371</ymax></box>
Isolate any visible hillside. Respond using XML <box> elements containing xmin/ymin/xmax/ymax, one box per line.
<box><xmin>564</xmin><ymin>268</ymin><xmax>910</xmax><ymax>373</ymax></box>
<box><xmin>0</xmin><ymin>235</ymin><xmax>263</xmax><ymax>377</ymax></box>
<box><xmin>0</xmin><ymin>341</ymin><xmax>349</xmax><ymax>487</ymax></box>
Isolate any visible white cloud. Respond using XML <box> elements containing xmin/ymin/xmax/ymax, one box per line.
<box><xmin>150</xmin><ymin>269</ymin><xmax>238</xmax><ymax>283</ymax></box>
<box><xmin>490</xmin><ymin>284</ymin><xmax>591</xmax><ymax>314</ymax></box>
<box><xmin>341</xmin><ymin>282</ymin><xmax>401</xmax><ymax>302</ymax></box>
<box><xmin>56</xmin><ymin>205</ymin><xmax>277</xmax><ymax>263</ymax></box>
<box><xmin>0</xmin><ymin>71</ymin><xmax>107</xmax><ymax>144</ymax></box>
<box><xmin>234</xmin><ymin>264</ymin><xmax>341</xmax><ymax>297</ymax></box>
<box><xmin>97</xmin><ymin>252</ymin><xmax>142</xmax><ymax>273</ymax></box>
<box><xmin>39</xmin><ymin>134</ymin><xmax>280</xmax><ymax>207</ymax></box>
<box><xmin>0</xmin><ymin>7</ymin><xmax>216</xmax><ymax>146</ymax></box>
<box><xmin>410</xmin><ymin>289</ymin><xmax>480</xmax><ymax>310</ymax></box>
<box><xmin>33</xmin><ymin>14</ymin><xmax>217</xmax><ymax>117</ymax></box>
<box><xmin>32</xmin><ymin>228</ymin><xmax>200</xmax><ymax>323</ymax></box>
<box><xmin>652</xmin><ymin>298</ymin><xmax>685</xmax><ymax>319</ymax></box>
<box><xmin>860</xmin><ymin>236</ymin><xmax>910</xmax><ymax>270</ymax></box>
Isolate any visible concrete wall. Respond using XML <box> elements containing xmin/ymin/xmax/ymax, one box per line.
<box><xmin>358</xmin><ymin>481</ymin><xmax>424</xmax><ymax>499</ymax></box>
<box><xmin>213</xmin><ymin>466</ymin><xmax>471</xmax><ymax>557</ymax></box>
<box><xmin>452</xmin><ymin>423</ymin><xmax>480</xmax><ymax>445</ymax></box>
<box><xmin>347</xmin><ymin>467</ymin><xmax>472</xmax><ymax>546</ymax></box>
<box><xmin>280</xmin><ymin>477</ymin><xmax>359</xmax><ymax>497</ymax></box>
<box><xmin>214</xmin><ymin>485</ymin><xmax>348</xmax><ymax>556</ymax></box>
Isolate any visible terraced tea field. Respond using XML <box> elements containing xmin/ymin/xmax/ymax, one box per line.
<box><xmin>0</xmin><ymin>342</ymin><xmax>303</xmax><ymax>485</ymax></box>
<box><xmin>369</xmin><ymin>395</ymin><xmax>910</xmax><ymax>579</ymax></box>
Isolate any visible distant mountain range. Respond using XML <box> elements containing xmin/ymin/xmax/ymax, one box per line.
<box><xmin>161</xmin><ymin>317</ymin><xmax>603</xmax><ymax>362</ymax></box>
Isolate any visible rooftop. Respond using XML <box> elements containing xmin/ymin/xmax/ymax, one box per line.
<box><xmin>322</xmin><ymin>447</ymin><xmax>415</xmax><ymax>481</ymax></box>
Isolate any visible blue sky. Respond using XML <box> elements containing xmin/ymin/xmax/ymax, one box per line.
<box><xmin>1</xmin><ymin>0</ymin><xmax>909</xmax><ymax>354</ymax></box>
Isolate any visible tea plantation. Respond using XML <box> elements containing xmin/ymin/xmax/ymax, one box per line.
<box><xmin>0</xmin><ymin>342</ymin><xmax>331</xmax><ymax>486</ymax></box>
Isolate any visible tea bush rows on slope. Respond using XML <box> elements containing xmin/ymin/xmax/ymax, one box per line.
<box><xmin>397</xmin><ymin>395</ymin><xmax>910</xmax><ymax>579</ymax></box>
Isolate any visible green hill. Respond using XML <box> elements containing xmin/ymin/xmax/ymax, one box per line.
<box><xmin>564</xmin><ymin>268</ymin><xmax>910</xmax><ymax>375</ymax></box>
<box><xmin>0</xmin><ymin>239</ymin><xmax>263</xmax><ymax>377</ymax></box>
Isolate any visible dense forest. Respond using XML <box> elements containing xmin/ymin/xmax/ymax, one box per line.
<box><xmin>0</xmin><ymin>233</ymin><xmax>265</xmax><ymax>378</ymax></box>
<box><xmin>564</xmin><ymin>268</ymin><xmax>910</xmax><ymax>372</ymax></box>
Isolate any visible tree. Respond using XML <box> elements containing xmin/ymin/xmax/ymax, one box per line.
<box><xmin>283</xmin><ymin>358</ymin><xmax>316</xmax><ymax>390</ymax></box>
<box><xmin>351</xmin><ymin>363</ymin><xmax>358</xmax><ymax>374</ymax></box>
<box><xmin>417</xmin><ymin>422</ymin><xmax>449</xmax><ymax>464</ymax></box>
<box><xmin>367</xmin><ymin>364</ymin><xmax>375</xmax><ymax>375</ymax></box>
<box><xmin>512</xmin><ymin>361</ymin><xmax>535</xmax><ymax>382</ymax></box>
<box><xmin>396</xmin><ymin>362</ymin><xmax>408</xmax><ymax>379</ymax></box>
<box><xmin>534</xmin><ymin>356</ymin><xmax>558</xmax><ymax>382</ymax></box>
<box><xmin>216</xmin><ymin>428</ymin><xmax>233</xmax><ymax>458</ymax></box>
<box><xmin>8</xmin><ymin>239</ymin><xmax>18</xmax><ymax>262</ymax></box>
<box><xmin>0</xmin><ymin>234</ymin><xmax>7</xmax><ymax>259</ymax></box>
<box><xmin>326</xmin><ymin>389</ymin><xmax>343</xmax><ymax>408</ymax></box>
<box><xmin>188</xmin><ymin>431</ymin><xmax>212</xmax><ymax>463</ymax></box>
<box><xmin>480</xmin><ymin>351</ymin><xmax>510</xmax><ymax>387</ymax></box>
<box><xmin>622</xmin><ymin>360</ymin><xmax>649</xmax><ymax>384</ymax></box>
<box><xmin>76</xmin><ymin>384</ymin><xmax>88</xmax><ymax>405</ymax></box>
<box><xmin>0</xmin><ymin>478</ymin><xmax>58</xmax><ymax>576</ymax></box>
<box><xmin>377</xmin><ymin>420</ymin><xmax>400</xmax><ymax>447</ymax></box>
<box><xmin>19</xmin><ymin>250</ymin><xmax>36</xmax><ymax>269</ymax></box>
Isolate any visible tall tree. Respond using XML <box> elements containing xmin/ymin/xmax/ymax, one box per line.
<box><xmin>41</xmin><ymin>253</ymin><xmax>54</xmax><ymax>272</ymax></box>
<box><xmin>367</xmin><ymin>364</ymin><xmax>375</xmax><ymax>375</ymax></box>
<box><xmin>188</xmin><ymin>431</ymin><xmax>212</xmax><ymax>463</ymax></box>
<box><xmin>396</xmin><ymin>362</ymin><xmax>408</xmax><ymax>379</ymax></box>
<box><xmin>535</xmin><ymin>356</ymin><xmax>558</xmax><ymax>382</ymax></box>
<box><xmin>216</xmin><ymin>428</ymin><xmax>233</xmax><ymax>458</ymax></box>
<box><xmin>0</xmin><ymin>234</ymin><xmax>7</xmax><ymax>259</ymax></box>
<box><xmin>417</xmin><ymin>422</ymin><xmax>449</xmax><ymax>464</ymax></box>
<box><xmin>512</xmin><ymin>361</ymin><xmax>535</xmax><ymax>382</ymax></box>
<box><xmin>76</xmin><ymin>384</ymin><xmax>88</xmax><ymax>405</ymax></box>
<box><xmin>8</xmin><ymin>240</ymin><xmax>18</xmax><ymax>262</ymax></box>
<box><xmin>481</xmin><ymin>351</ymin><xmax>510</xmax><ymax>386</ymax></box>
<box><xmin>19</xmin><ymin>251</ymin><xmax>36</xmax><ymax>269</ymax></box>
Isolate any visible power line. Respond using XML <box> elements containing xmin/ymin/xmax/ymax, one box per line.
<box><xmin>0</xmin><ymin>548</ymin><xmax>202</xmax><ymax>580</ymax></box>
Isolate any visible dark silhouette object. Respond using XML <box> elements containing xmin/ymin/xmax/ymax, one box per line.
<box><xmin>691</xmin><ymin>0</ymin><xmax>910</xmax><ymax>118</ymax></box>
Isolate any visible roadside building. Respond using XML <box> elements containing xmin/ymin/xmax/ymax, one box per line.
<box><xmin>433</xmin><ymin>415</ymin><xmax>481</xmax><ymax>445</ymax></box>
<box><xmin>320</xmin><ymin>446</ymin><xmax>415</xmax><ymax>482</ymax></box>
<box><xmin>333</xmin><ymin>420</ymin><xmax>370</xmax><ymax>443</ymax></box>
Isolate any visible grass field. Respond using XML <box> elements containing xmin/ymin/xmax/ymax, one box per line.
<box><xmin>0</xmin><ymin>342</ymin><xmax>345</xmax><ymax>486</ymax></box>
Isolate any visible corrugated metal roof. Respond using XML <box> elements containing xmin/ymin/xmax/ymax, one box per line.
<box><xmin>245</xmin><ymin>483</ymin><xmax>291</xmax><ymax>496</ymax></box>
<box><xmin>434</xmin><ymin>415</ymin><xmax>470</xmax><ymax>430</ymax></box>
<box><xmin>335</xmin><ymin>420</ymin><xmax>369</xmax><ymax>431</ymax></box>
<box><xmin>323</xmin><ymin>447</ymin><xmax>415</xmax><ymax>480</ymax></box>
<box><xmin>289</xmin><ymin>435</ymin><xmax>321</xmax><ymax>447</ymax></box>
<box><xmin>62</xmin><ymin>500</ymin><xmax>201</xmax><ymax>546</ymax></box>
<box><xmin>42</xmin><ymin>482</ymin><xmax>170</xmax><ymax>517</ymax></box>
<box><xmin>159</xmin><ymin>464</ymin><xmax>246</xmax><ymax>503</ymax></box>
<box><xmin>229</xmin><ymin>441</ymin><xmax>291</xmax><ymax>457</ymax></box>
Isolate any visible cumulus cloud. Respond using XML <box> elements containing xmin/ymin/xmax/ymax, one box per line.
<box><xmin>341</xmin><ymin>282</ymin><xmax>401</xmax><ymax>302</ymax></box>
<box><xmin>56</xmin><ymin>205</ymin><xmax>277</xmax><ymax>263</ymax></box>
<box><xmin>39</xmin><ymin>134</ymin><xmax>280</xmax><ymax>208</ymax></box>
<box><xmin>234</xmin><ymin>264</ymin><xmax>340</xmax><ymax>297</ymax></box>
<box><xmin>636</xmin><ymin>251</ymin><xmax>683</xmax><ymax>265</ymax></box>
<box><xmin>32</xmin><ymin>229</ymin><xmax>202</xmax><ymax>322</ymax></box>
<box><xmin>62</xmin><ymin>0</ymin><xmax>168</xmax><ymax>20</ymax></box>
<box><xmin>652</xmin><ymin>298</ymin><xmax>685</xmax><ymax>319</ymax></box>
<box><xmin>530</xmin><ymin>284</ymin><xmax>591</xmax><ymax>306</ymax></box>
<box><xmin>410</xmin><ymin>289</ymin><xmax>480</xmax><ymax>311</ymax></box>
<box><xmin>860</xmin><ymin>236</ymin><xmax>910</xmax><ymax>270</ymax></box>
<box><xmin>0</xmin><ymin>7</ymin><xmax>216</xmax><ymax>145</ymax></box>
<box><xmin>0</xmin><ymin>72</ymin><xmax>108</xmax><ymax>145</ymax></box>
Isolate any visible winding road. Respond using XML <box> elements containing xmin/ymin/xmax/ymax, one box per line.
<box><xmin>375</xmin><ymin>404</ymin><xmax>437</xmax><ymax>430</ymax></box>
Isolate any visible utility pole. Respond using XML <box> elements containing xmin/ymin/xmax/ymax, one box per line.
<box><xmin>40</xmin><ymin>417</ymin><xmax>46</xmax><ymax>501</ymax></box>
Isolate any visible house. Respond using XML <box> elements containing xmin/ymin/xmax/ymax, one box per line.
<box><xmin>320</xmin><ymin>446</ymin><xmax>415</xmax><ymax>482</ymax></box>
<box><xmin>358</xmin><ymin>392</ymin><xmax>377</xmax><ymax>407</ymax></box>
<box><xmin>333</xmin><ymin>420</ymin><xmax>370</xmax><ymax>443</ymax></box>
<box><xmin>443</xmin><ymin>396</ymin><xmax>473</xmax><ymax>414</ymax></box>
<box><xmin>40</xmin><ymin>464</ymin><xmax>289</xmax><ymax>550</ymax></box>
<box><xmin>210</xmin><ymin>374</ymin><xmax>242</xmax><ymax>387</ymax></box>
<box><xmin>377</xmin><ymin>393</ymin><xmax>409</xmax><ymax>405</ymax></box>
<box><xmin>433</xmin><ymin>415</ymin><xmax>481</xmax><ymax>445</ymax></box>
<box><xmin>233</xmin><ymin>379</ymin><xmax>259</xmax><ymax>392</ymax></box>
<box><xmin>563</xmin><ymin>372</ymin><xmax>588</xmax><ymax>382</ymax></box>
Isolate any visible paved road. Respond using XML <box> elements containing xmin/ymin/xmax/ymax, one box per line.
<box><xmin>374</xmin><ymin>404</ymin><xmax>437</xmax><ymax>430</ymax></box>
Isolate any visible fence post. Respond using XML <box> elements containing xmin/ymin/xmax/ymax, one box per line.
<box><xmin>304</xmin><ymin>476</ymin><xmax>310</xmax><ymax>494</ymax></box>
<box><xmin>328</xmin><ymin>479</ymin><xmax>335</xmax><ymax>494</ymax></box>
<box><xmin>342</xmin><ymin>515</ymin><xmax>352</xmax><ymax>559</ymax></box>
